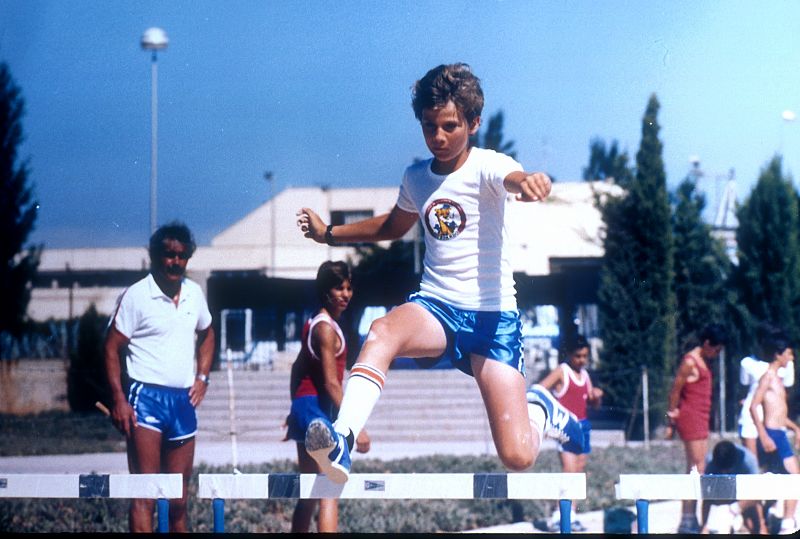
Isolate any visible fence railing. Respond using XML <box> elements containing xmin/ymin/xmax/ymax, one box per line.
<box><xmin>0</xmin><ymin>473</ymin><xmax>182</xmax><ymax>533</ymax></box>
<box><xmin>198</xmin><ymin>472</ymin><xmax>586</xmax><ymax>533</ymax></box>
<box><xmin>616</xmin><ymin>472</ymin><xmax>800</xmax><ymax>533</ymax></box>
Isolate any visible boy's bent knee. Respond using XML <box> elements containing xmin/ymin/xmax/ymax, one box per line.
<box><xmin>499</xmin><ymin>450</ymin><xmax>535</xmax><ymax>472</ymax></box>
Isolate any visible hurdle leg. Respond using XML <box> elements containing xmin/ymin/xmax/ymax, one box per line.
<box><xmin>558</xmin><ymin>499</ymin><xmax>572</xmax><ymax>533</ymax></box>
<box><xmin>156</xmin><ymin>498</ymin><xmax>169</xmax><ymax>533</ymax></box>
<box><xmin>635</xmin><ymin>499</ymin><xmax>649</xmax><ymax>534</ymax></box>
<box><xmin>213</xmin><ymin>498</ymin><xmax>225</xmax><ymax>533</ymax></box>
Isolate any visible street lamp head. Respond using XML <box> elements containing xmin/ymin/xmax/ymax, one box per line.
<box><xmin>141</xmin><ymin>27</ymin><xmax>168</xmax><ymax>51</ymax></box>
<box><xmin>782</xmin><ymin>109</ymin><xmax>797</xmax><ymax>122</ymax></box>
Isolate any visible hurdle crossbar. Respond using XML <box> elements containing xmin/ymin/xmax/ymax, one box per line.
<box><xmin>616</xmin><ymin>473</ymin><xmax>800</xmax><ymax>533</ymax></box>
<box><xmin>0</xmin><ymin>473</ymin><xmax>182</xmax><ymax>533</ymax></box>
<box><xmin>199</xmin><ymin>472</ymin><xmax>585</xmax><ymax>533</ymax></box>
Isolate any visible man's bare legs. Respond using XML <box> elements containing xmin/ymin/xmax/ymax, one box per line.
<box><xmin>291</xmin><ymin>444</ymin><xmax>338</xmax><ymax>532</ymax></box>
<box><xmin>127</xmin><ymin>427</ymin><xmax>194</xmax><ymax>532</ymax></box>
<box><xmin>681</xmin><ymin>438</ymin><xmax>708</xmax><ymax>523</ymax></box>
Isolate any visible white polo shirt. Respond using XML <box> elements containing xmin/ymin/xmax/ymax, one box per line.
<box><xmin>111</xmin><ymin>273</ymin><xmax>212</xmax><ymax>388</ymax></box>
<box><xmin>396</xmin><ymin>147</ymin><xmax>523</xmax><ymax>311</ymax></box>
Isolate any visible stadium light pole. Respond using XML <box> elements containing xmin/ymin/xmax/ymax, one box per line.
<box><xmin>264</xmin><ymin>171</ymin><xmax>276</xmax><ymax>277</ymax></box>
<box><xmin>141</xmin><ymin>27</ymin><xmax>168</xmax><ymax>236</ymax></box>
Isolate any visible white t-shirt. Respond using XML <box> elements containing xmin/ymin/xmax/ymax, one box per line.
<box><xmin>737</xmin><ymin>355</ymin><xmax>794</xmax><ymax>434</ymax></box>
<box><xmin>110</xmin><ymin>274</ymin><xmax>212</xmax><ymax>388</ymax></box>
<box><xmin>396</xmin><ymin>147</ymin><xmax>523</xmax><ymax>311</ymax></box>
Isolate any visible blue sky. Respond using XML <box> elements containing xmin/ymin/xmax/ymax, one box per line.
<box><xmin>2</xmin><ymin>1</ymin><xmax>799</xmax><ymax>248</ymax></box>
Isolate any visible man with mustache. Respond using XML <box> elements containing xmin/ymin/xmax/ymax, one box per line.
<box><xmin>104</xmin><ymin>221</ymin><xmax>215</xmax><ymax>532</ymax></box>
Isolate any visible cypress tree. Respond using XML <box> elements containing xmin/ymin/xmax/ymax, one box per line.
<box><xmin>0</xmin><ymin>62</ymin><xmax>40</xmax><ymax>356</ymax></box>
<box><xmin>734</xmin><ymin>156</ymin><xmax>800</xmax><ymax>345</ymax></box>
<box><xmin>671</xmin><ymin>177</ymin><xmax>731</xmax><ymax>347</ymax></box>
<box><xmin>596</xmin><ymin>94</ymin><xmax>675</xmax><ymax>433</ymax></box>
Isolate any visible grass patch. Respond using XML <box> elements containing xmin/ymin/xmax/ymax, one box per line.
<box><xmin>0</xmin><ymin>411</ymin><xmax>125</xmax><ymax>456</ymax></box>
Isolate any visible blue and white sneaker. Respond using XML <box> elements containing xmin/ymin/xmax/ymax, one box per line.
<box><xmin>304</xmin><ymin>418</ymin><xmax>352</xmax><ymax>484</ymax></box>
<box><xmin>526</xmin><ymin>384</ymin><xmax>585</xmax><ymax>453</ymax></box>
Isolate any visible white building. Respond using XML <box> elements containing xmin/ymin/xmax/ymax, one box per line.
<box><xmin>30</xmin><ymin>180</ymin><xmax>618</xmax><ymax>325</ymax></box>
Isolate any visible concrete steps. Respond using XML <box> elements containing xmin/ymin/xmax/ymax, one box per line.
<box><xmin>196</xmin><ymin>368</ymin><xmax>492</xmax><ymax>444</ymax></box>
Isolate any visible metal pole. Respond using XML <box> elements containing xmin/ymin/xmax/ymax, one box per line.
<box><xmin>719</xmin><ymin>349</ymin><xmax>726</xmax><ymax>435</ymax></box>
<box><xmin>642</xmin><ymin>366</ymin><xmax>650</xmax><ymax>450</ymax></box>
<box><xmin>226</xmin><ymin>348</ymin><xmax>240</xmax><ymax>473</ymax></box>
<box><xmin>636</xmin><ymin>499</ymin><xmax>649</xmax><ymax>534</ymax></box>
<box><xmin>150</xmin><ymin>51</ymin><xmax>158</xmax><ymax>235</ymax></box>
<box><xmin>265</xmin><ymin>172</ymin><xmax>275</xmax><ymax>277</ymax></box>
<box><xmin>156</xmin><ymin>498</ymin><xmax>169</xmax><ymax>532</ymax></box>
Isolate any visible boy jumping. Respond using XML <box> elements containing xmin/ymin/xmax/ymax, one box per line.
<box><xmin>296</xmin><ymin>63</ymin><xmax>584</xmax><ymax>483</ymax></box>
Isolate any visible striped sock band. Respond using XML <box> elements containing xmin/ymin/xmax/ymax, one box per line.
<box><xmin>334</xmin><ymin>364</ymin><xmax>386</xmax><ymax>439</ymax></box>
<box><xmin>349</xmin><ymin>363</ymin><xmax>386</xmax><ymax>391</ymax></box>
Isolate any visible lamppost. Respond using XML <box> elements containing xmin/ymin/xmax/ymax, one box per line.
<box><xmin>264</xmin><ymin>171</ymin><xmax>276</xmax><ymax>277</ymax></box>
<box><xmin>781</xmin><ymin>109</ymin><xmax>796</xmax><ymax>155</ymax></box>
<box><xmin>141</xmin><ymin>27</ymin><xmax>168</xmax><ymax>235</ymax></box>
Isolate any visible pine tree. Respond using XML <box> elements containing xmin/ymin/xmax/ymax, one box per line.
<box><xmin>734</xmin><ymin>156</ymin><xmax>800</xmax><ymax>345</ymax></box>
<box><xmin>596</xmin><ymin>94</ymin><xmax>675</xmax><ymax>433</ymax></box>
<box><xmin>583</xmin><ymin>138</ymin><xmax>632</xmax><ymax>185</ymax></box>
<box><xmin>0</xmin><ymin>62</ymin><xmax>40</xmax><ymax>356</ymax></box>
<box><xmin>470</xmin><ymin>110</ymin><xmax>517</xmax><ymax>159</ymax></box>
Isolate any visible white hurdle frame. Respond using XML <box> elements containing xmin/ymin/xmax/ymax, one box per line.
<box><xmin>0</xmin><ymin>473</ymin><xmax>183</xmax><ymax>533</ymax></box>
<box><xmin>199</xmin><ymin>472</ymin><xmax>586</xmax><ymax>533</ymax></box>
<box><xmin>616</xmin><ymin>473</ymin><xmax>800</xmax><ymax>533</ymax></box>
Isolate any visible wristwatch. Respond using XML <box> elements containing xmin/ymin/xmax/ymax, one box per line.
<box><xmin>196</xmin><ymin>373</ymin><xmax>209</xmax><ymax>385</ymax></box>
<box><xmin>325</xmin><ymin>224</ymin><xmax>335</xmax><ymax>245</ymax></box>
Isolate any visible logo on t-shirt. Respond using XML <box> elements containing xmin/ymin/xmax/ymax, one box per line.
<box><xmin>424</xmin><ymin>199</ymin><xmax>466</xmax><ymax>240</ymax></box>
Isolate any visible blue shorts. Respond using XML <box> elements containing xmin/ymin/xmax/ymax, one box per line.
<box><xmin>287</xmin><ymin>395</ymin><xmax>337</xmax><ymax>443</ymax></box>
<box><xmin>559</xmin><ymin>419</ymin><xmax>592</xmax><ymax>455</ymax></box>
<box><xmin>757</xmin><ymin>427</ymin><xmax>795</xmax><ymax>474</ymax></box>
<box><xmin>128</xmin><ymin>380</ymin><xmax>197</xmax><ymax>442</ymax></box>
<box><xmin>408</xmin><ymin>293</ymin><xmax>524</xmax><ymax>377</ymax></box>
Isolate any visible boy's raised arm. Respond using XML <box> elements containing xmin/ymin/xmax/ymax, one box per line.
<box><xmin>297</xmin><ymin>205</ymin><xmax>418</xmax><ymax>244</ymax></box>
<box><xmin>503</xmin><ymin>171</ymin><xmax>552</xmax><ymax>202</ymax></box>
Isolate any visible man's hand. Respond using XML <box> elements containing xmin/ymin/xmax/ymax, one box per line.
<box><xmin>189</xmin><ymin>379</ymin><xmax>208</xmax><ymax>407</ymax></box>
<box><xmin>110</xmin><ymin>398</ymin><xmax>137</xmax><ymax>438</ymax></box>
<box><xmin>515</xmin><ymin>172</ymin><xmax>551</xmax><ymax>202</ymax></box>
<box><xmin>296</xmin><ymin>208</ymin><xmax>327</xmax><ymax>243</ymax></box>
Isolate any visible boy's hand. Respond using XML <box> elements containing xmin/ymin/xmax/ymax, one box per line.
<box><xmin>515</xmin><ymin>172</ymin><xmax>551</xmax><ymax>202</ymax></box>
<box><xmin>356</xmin><ymin>429</ymin><xmax>371</xmax><ymax>453</ymax></box>
<box><xmin>296</xmin><ymin>208</ymin><xmax>327</xmax><ymax>243</ymax></box>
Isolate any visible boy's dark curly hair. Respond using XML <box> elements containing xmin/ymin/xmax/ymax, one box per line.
<box><xmin>412</xmin><ymin>63</ymin><xmax>484</xmax><ymax>124</ymax></box>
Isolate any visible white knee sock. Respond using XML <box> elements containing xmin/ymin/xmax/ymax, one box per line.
<box><xmin>527</xmin><ymin>402</ymin><xmax>546</xmax><ymax>445</ymax></box>
<box><xmin>333</xmin><ymin>364</ymin><xmax>386</xmax><ymax>440</ymax></box>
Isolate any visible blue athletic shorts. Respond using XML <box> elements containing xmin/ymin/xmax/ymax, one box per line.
<box><xmin>559</xmin><ymin>418</ymin><xmax>592</xmax><ymax>455</ymax></box>
<box><xmin>128</xmin><ymin>380</ymin><xmax>197</xmax><ymax>442</ymax></box>
<box><xmin>408</xmin><ymin>292</ymin><xmax>524</xmax><ymax>377</ymax></box>
<box><xmin>757</xmin><ymin>427</ymin><xmax>795</xmax><ymax>474</ymax></box>
<box><xmin>287</xmin><ymin>395</ymin><xmax>337</xmax><ymax>443</ymax></box>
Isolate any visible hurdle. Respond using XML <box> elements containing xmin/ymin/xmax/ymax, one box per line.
<box><xmin>199</xmin><ymin>472</ymin><xmax>585</xmax><ymax>533</ymax></box>
<box><xmin>0</xmin><ymin>473</ymin><xmax>183</xmax><ymax>533</ymax></box>
<box><xmin>616</xmin><ymin>473</ymin><xmax>800</xmax><ymax>533</ymax></box>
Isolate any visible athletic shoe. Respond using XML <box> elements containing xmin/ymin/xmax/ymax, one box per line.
<box><xmin>304</xmin><ymin>418</ymin><xmax>352</xmax><ymax>484</ymax></box>
<box><xmin>532</xmin><ymin>518</ymin><xmax>550</xmax><ymax>532</ymax></box>
<box><xmin>526</xmin><ymin>384</ymin><xmax>585</xmax><ymax>453</ymax></box>
<box><xmin>570</xmin><ymin>519</ymin><xmax>587</xmax><ymax>532</ymax></box>
<box><xmin>677</xmin><ymin>514</ymin><xmax>700</xmax><ymax>534</ymax></box>
<box><xmin>779</xmin><ymin>518</ymin><xmax>798</xmax><ymax>535</ymax></box>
